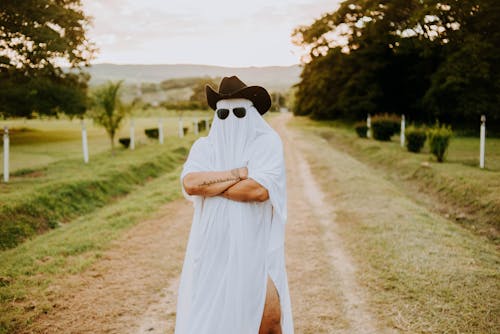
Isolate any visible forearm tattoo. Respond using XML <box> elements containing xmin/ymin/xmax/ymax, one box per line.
<box><xmin>197</xmin><ymin>168</ymin><xmax>241</xmax><ymax>187</ymax></box>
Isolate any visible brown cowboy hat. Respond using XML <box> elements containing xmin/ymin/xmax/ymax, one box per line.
<box><xmin>205</xmin><ymin>76</ymin><xmax>272</xmax><ymax>115</ymax></box>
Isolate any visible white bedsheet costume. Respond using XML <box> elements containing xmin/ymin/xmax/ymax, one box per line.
<box><xmin>174</xmin><ymin>98</ymin><xmax>294</xmax><ymax>333</ymax></box>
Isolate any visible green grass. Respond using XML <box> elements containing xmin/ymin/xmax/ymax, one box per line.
<box><xmin>0</xmin><ymin>112</ymin><xmax>211</xmax><ymax>172</ymax></box>
<box><xmin>290</xmin><ymin>117</ymin><xmax>500</xmax><ymax>242</ymax></box>
<box><xmin>0</xmin><ymin>163</ymin><xmax>185</xmax><ymax>334</ymax></box>
<box><xmin>291</xmin><ymin>121</ymin><xmax>500</xmax><ymax>333</ymax></box>
<box><xmin>0</xmin><ymin>125</ymin><xmax>197</xmax><ymax>250</ymax></box>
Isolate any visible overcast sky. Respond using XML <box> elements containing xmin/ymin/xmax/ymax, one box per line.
<box><xmin>82</xmin><ymin>0</ymin><xmax>341</xmax><ymax>67</ymax></box>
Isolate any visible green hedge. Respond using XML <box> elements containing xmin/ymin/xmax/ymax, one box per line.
<box><xmin>371</xmin><ymin>114</ymin><xmax>400</xmax><ymax>141</ymax></box>
<box><xmin>145</xmin><ymin>128</ymin><xmax>159</xmax><ymax>139</ymax></box>
<box><xmin>119</xmin><ymin>137</ymin><xmax>130</xmax><ymax>148</ymax></box>
<box><xmin>354</xmin><ymin>122</ymin><xmax>368</xmax><ymax>138</ymax></box>
<box><xmin>428</xmin><ymin>123</ymin><xmax>453</xmax><ymax>162</ymax></box>
<box><xmin>405</xmin><ymin>126</ymin><xmax>427</xmax><ymax>153</ymax></box>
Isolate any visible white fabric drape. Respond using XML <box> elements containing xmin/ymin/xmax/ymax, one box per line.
<box><xmin>174</xmin><ymin>98</ymin><xmax>293</xmax><ymax>334</ymax></box>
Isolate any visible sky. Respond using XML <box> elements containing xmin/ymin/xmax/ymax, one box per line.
<box><xmin>82</xmin><ymin>0</ymin><xmax>342</xmax><ymax>67</ymax></box>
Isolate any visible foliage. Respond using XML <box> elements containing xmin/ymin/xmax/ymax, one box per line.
<box><xmin>428</xmin><ymin>122</ymin><xmax>453</xmax><ymax>162</ymax></box>
<box><xmin>161</xmin><ymin>100</ymin><xmax>207</xmax><ymax>111</ymax></box>
<box><xmin>292</xmin><ymin>0</ymin><xmax>500</xmax><ymax>133</ymax></box>
<box><xmin>190</xmin><ymin>77</ymin><xmax>220</xmax><ymax>109</ymax></box>
<box><xmin>371</xmin><ymin>114</ymin><xmax>400</xmax><ymax>141</ymax></box>
<box><xmin>88</xmin><ymin>81</ymin><xmax>131</xmax><ymax>152</ymax></box>
<box><xmin>198</xmin><ymin>120</ymin><xmax>206</xmax><ymax>132</ymax></box>
<box><xmin>270</xmin><ymin>92</ymin><xmax>287</xmax><ymax>112</ymax></box>
<box><xmin>140</xmin><ymin>82</ymin><xmax>158</xmax><ymax>94</ymax></box>
<box><xmin>160</xmin><ymin>77</ymin><xmax>218</xmax><ymax>91</ymax></box>
<box><xmin>144</xmin><ymin>128</ymin><xmax>159</xmax><ymax>139</ymax></box>
<box><xmin>0</xmin><ymin>0</ymin><xmax>96</xmax><ymax>118</ymax></box>
<box><xmin>405</xmin><ymin>125</ymin><xmax>427</xmax><ymax>153</ymax></box>
<box><xmin>118</xmin><ymin>138</ymin><xmax>130</xmax><ymax>148</ymax></box>
<box><xmin>354</xmin><ymin>121</ymin><xmax>368</xmax><ymax>138</ymax></box>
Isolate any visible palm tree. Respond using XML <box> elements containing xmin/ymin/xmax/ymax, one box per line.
<box><xmin>89</xmin><ymin>80</ymin><xmax>131</xmax><ymax>154</ymax></box>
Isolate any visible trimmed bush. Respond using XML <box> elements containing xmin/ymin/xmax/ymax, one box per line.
<box><xmin>405</xmin><ymin>126</ymin><xmax>427</xmax><ymax>153</ymax></box>
<box><xmin>371</xmin><ymin>114</ymin><xmax>400</xmax><ymax>141</ymax></box>
<box><xmin>354</xmin><ymin>122</ymin><xmax>368</xmax><ymax>138</ymax></box>
<box><xmin>145</xmin><ymin>128</ymin><xmax>159</xmax><ymax>139</ymax></box>
<box><xmin>427</xmin><ymin>122</ymin><xmax>452</xmax><ymax>162</ymax></box>
<box><xmin>119</xmin><ymin>137</ymin><xmax>130</xmax><ymax>148</ymax></box>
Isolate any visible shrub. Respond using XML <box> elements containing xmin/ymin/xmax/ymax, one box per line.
<box><xmin>183</xmin><ymin>127</ymin><xmax>188</xmax><ymax>135</ymax></box>
<box><xmin>427</xmin><ymin>122</ymin><xmax>452</xmax><ymax>162</ymax></box>
<box><xmin>371</xmin><ymin>113</ymin><xmax>400</xmax><ymax>141</ymax></box>
<box><xmin>405</xmin><ymin>126</ymin><xmax>427</xmax><ymax>153</ymax></box>
<box><xmin>354</xmin><ymin>122</ymin><xmax>368</xmax><ymax>138</ymax></box>
<box><xmin>119</xmin><ymin>137</ymin><xmax>130</xmax><ymax>148</ymax></box>
<box><xmin>144</xmin><ymin>128</ymin><xmax>159</xmax><ymax>139</ymax></box>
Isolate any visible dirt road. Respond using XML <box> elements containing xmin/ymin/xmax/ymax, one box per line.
<box><xmin>24</xmin><ymin>113</ymin><xmax>394</xmax><ymax>333</ymax></box>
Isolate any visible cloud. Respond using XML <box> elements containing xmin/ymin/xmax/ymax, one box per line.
<box><xmin>82</xmin><ymin>0</ymin><xmax>341</xmax><ymax>66</ymax></box>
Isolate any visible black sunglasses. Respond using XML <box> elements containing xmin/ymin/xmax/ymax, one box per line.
<box><xmin>216</xmin><ymin>107</ymin><xmax>246</xmax><ymax>120</ymax></box>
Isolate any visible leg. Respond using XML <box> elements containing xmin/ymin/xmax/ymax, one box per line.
<box><xmin>259</xmin><ymin>276</ymin><xmax>282</xmax><ymax>334</ymax></box>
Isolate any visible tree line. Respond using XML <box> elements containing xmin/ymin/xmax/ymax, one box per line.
<box><xmin>292</xmin><ymin>0</ymin><xmax>500</xmax><ymax>133</ymax></box>
<box><xmin>0</xmin><ymin>0</ymin><xmax>95</xmax><ymax>119</ymax></box>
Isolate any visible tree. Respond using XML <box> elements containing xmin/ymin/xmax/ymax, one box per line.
<box><xmin>190</xmin><ymin>77</ymin><xmax>220</xmax><ymax>109</ymax></box>
<box><xmin>89</xmin><ymin>81</ymin><xmax>131</xmax><ymax>153</ymax></box>
<box><xmin>0</xmin><ymin>0</ymin><xmax>96</xmax><ymax>118</ymax></box>
<box><xmin>291</xmin><ymin>0</ymin><xmax>500</xmax><ymax>132</ymax></box>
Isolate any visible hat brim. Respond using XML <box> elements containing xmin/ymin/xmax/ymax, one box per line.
<box><xmin>206</xmin><ymin>84</ymin><xmax>271</xmax><ymax>115</ymax></box>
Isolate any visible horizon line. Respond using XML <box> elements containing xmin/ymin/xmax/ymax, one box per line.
<box><xmin>88</xmin><ymin>62</ymin><xmax>302</xmax><ymax>68</ymax></box>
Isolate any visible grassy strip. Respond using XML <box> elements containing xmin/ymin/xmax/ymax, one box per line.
<box><xmin>0</xmin><ymin>140</ymin><xmax>191</xmax><ymax>250</ymax></box>
<box><xmin>292</xmin><ymin>123</ymin><xmax>500</xmax><ymax>333</ymax></box>
<box><xmin>0</xmin><ymin>163</ymin><xmax>185</xmax><ymax>334</ymax></box>
<box><xmin>290</xmin><ymin>117</ymin><xmax>500</xmax><ymax>242</ymax></box>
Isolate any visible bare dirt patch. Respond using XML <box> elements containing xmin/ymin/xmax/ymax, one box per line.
<box><xmin>21</xmin><ymin>199</ymin><xmax>193</xmax><ymax>334</ymax></box>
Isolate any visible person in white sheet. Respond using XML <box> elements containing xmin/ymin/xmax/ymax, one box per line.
<box><xmin>174</xmin><ymin>76</ymin><xmax>294</xmax><ymax>334</ymax></box>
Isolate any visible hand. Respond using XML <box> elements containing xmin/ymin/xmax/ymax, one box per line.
<box><xmin>238</xmin><ymin>167</ymin><xmax>248</xmax><ymax>180</ymax></box>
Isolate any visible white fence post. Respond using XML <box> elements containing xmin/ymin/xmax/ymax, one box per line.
<box><xmin>81</xmin><ymin>119</ymin><xmax>89</xmax><ymax>163</ymax></box>
<box><xmin>194</xmin><ymin>118</ymin><xmax>199</xmax><ymax>136</ymax></box>
<box><xmin>178</xmin><ymin>117</ymin><xmax>184</xmax><ymax>138</ymax></box>
<box><xmin>366</xmin><ymin>114</ymin><xmax>372</xmax><ymax>138</ymax></box>
<box><xmin>130</xmin><ymin>118</ymin><xmax>135</xmax><ymax>150</ymax></box>
<box><xmin>400</xmin><ymin>114</ymin><xmax>406</xmax><ymax>147</ymax></box>
<box><xmin>158</xmin><ymin>118</ymin><xmax>164</xmax><ymax>144</ymax></box>
<box><xmin>480</xmin><ymin>115</ymin><xmax>486</xmax><ymax>169</ymax></box>
<box><xmin>3</xmin><ymin>126</ymin><xmax>9</xmax><ymax>183</ymax></box>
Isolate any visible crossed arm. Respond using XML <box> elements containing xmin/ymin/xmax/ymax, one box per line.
<box><xmin>182</xmin><ymin>167</ymin><xmax>269</xmax><ymax>202</ymax></box>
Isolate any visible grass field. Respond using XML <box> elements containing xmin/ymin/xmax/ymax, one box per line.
<box><xmin>0</xmin><ymin>112</ymin><xmax>214</xmax><ymax>251</ymax></box>
<box><xmin>291</xmin><ymin>119</ymin><xmax>499</xmax><ymax>333</ymax></box>
<box><xmin>289</xmin><ymin>117</ymin><xmax>500</xmax><ymax>242</ymax></box>
<box><xmin>0</xmin><ymin>163</ymin><xmax>186</xmax><ymax>333</ymax></box>
<box><xmin>0</xmin><ymin>110</ymin><xmax>212</xmax><ymax>173</ymax></box>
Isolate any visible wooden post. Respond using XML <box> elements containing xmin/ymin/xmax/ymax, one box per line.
<box><xmin>81</xmin><ymin>119</ymin><xmax>89</xmax><ymax>163</ymax></box>
<box><xmin>3</xmin><ymin>126</ymin><xmax>9</xmax><ymax>183</ymax></box>
<box><xmin>366</xmin><ymin>114</ymin><xmax>372</xmax><ymax>138</ymax></box>
<box><xmin>480</xmin><ymin>115</ymin><xmax>486</xmax><ymax>169</ymax></box>
<box><xmin>194</xmin><ymin>118</ymin><xmax>199</xmax><ymax>136</ymax></box>
<box><xmin>400</xmin><ymin>114</ymin><xmax>405</xmax><ymax>147</ymax></box>
<box><xmin>178</xmin><ymin>117</ymin><xmax>184</xmax><ymax>138</ymax></box>
<box><xmin>158</xmin><ymin>118</ymin><xmax>164</xmax><ymax>144</ymax></box>
<box><xmin>130</xmin><ymin>118</ymin><xmax>135</xmax><ymax>150</ymax></box>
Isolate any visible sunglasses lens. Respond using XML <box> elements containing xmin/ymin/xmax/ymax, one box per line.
<box><xmin>233</xmin><ymin>107</ymin><xmax>246</xmax><ymax>118</ymax></box>
<box><xmin>217</xmin><ymin>108</ymin><xmax>229</xmax><ymax>120</ymax></box>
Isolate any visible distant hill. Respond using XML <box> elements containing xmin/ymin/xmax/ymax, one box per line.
<box><xmin>85</xmin><ymin>63</ymin><xmax>302</xmax><ymax>92</ymax></box>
